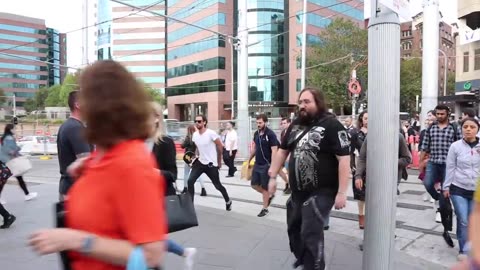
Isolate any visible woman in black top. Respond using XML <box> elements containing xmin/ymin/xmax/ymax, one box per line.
<box><xmin>181</xmin><ymin>124</ymin><xmax>207</xmax><ymax>196</ymax></box>
<box><xmin>149</xmin><ymin>103</ymin><xmax>197</xmax><ymax>269</ymax></box>
<box><xmin>351</xmin><ymin>111</ymin><xmax>368</xmax><ymax>229</ymax></box>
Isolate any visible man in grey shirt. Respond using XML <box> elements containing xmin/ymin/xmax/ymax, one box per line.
<box><xmin>57</xmin><ymin>91</ymin><xmax>92</xmax><ymax>200</ymax></box>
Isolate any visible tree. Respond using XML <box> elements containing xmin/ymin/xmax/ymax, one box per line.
<box><xmin>447</xmin><ymin>72</ymin><xmax>456</xmax><ymax>96</ymax></box>
<box><xmin>306</xmin><ymin>18</ymin><xmax>368</xmax><ymax>114</ymax></box>
<box><xmin>0</xmin><ymin>88</ymin><xmax>6</xmax><ymax>104</ymax></box>
<box><xmin>24</xmin><ymin>87</ymin><xmax>49</xmax><ymax>112</ymax></box>
<box><xmin>400</xmin><ymin>58</ymin><xmax>422</xmax><ymax>113</ymax></box>
<box><xmin>45</xmin><ymin>84</ymin><xmax>62</xmax><ymax>107</ymax></box>
<box><xmin>143</xmin><ymin>83</ymin><xmax>165</xmax><ymax>105</ymax></box>
<box><xmin>59</xmin><ymin>73</ymin><xmax>79</xmax><ymax>106</ymax></box>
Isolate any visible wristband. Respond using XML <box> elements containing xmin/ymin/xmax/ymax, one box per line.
<box><xmin>80</xmin><ymin>235</ymin><xmax>96</xmax><ymax>254</ymax></box>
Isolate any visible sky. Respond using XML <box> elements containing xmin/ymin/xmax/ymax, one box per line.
<box><xmin>2</xmin><ymin>0</ymin><xmax>458</xmax><ymax>69</ymax></box>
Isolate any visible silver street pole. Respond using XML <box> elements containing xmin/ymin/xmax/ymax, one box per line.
<box><xmin>300</xmin><ymin>0</ymin><xmax>308</xmax><ymax>90</ymax></box>
<box><xmin>363</xmin><ymin>1</ymin><xmax>400</xmax><ymax>269</ymax></box>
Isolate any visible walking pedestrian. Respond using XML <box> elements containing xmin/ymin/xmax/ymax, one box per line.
<box><xmin>29</xmin><ymin>60</ymin><xmax>167</xmax><ymax>269</ymax></box>
<box><xmin>279</xmin><ymin>117</ymin><xmax>291</xmax><ymax>195</ymax></box>
<box><xmin>149</xmin><ymin>102</ymin><xmax>197</xmax><ymax>270</ymax></box>
<box><xmin>419</xmin><ymin>104</ymin><xmax>461</xmax><ymax>247</ymax></box>
<box><xmin>223</xmin><ymin>121</ymin><xmax>238</xmax><ymax>177</ymax></box>
<box><xmin>56</xmin><ymin>91</ymin><xmax>92</xmax><ymax>201</ymax></box>
<box><xmin>351</xmin><ymin>111</ymin><xmax>368</xmax><ymax>229</ymax></box>
<box><xmin>0</xmin><ymin>124</ymin><xmax>37</xmax><ymax>202</ymax></box>
<box><xmin>186</xmin><ymin>115</ymin><xmax>232</xmax><ymax>210</ymax></box>
<box><xmin>419</xmin><ymin>110</ymin><xmax>437</xmax><ymax>203</ymax></box>
<box><xmin>443</xmin><ymin>117</ymin><xmax>480</xmax><ymax>260</ymax></box>
<box><xmin>248</xmin><ymin>114</ymin><xmax>279</xmax><ymax>217</ymax></box>
<box><xmin>268</xmin><ymin>87</ymin><xmax>350</xmax><ymax>270</ymax></box>
<box><xmin>0</xmin><ymin>161</ymin><xmax>15</xmax><ymax>228</ymax></box>
<box><xmin>181</xmin><ymin>125</ymin><xmax>207</xmax><ymax>196</ymax></box>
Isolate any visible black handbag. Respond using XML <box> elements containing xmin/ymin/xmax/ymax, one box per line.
<box><xmin>166</xmin><ymin>193</ymin><xmax>198</xmax><ymax>233</ymax></box>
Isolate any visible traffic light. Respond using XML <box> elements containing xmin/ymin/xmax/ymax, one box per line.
<box><xmin>12</xmin><ymin>116</ymin><xmax>18</xmax><ymax>125</ymax></box>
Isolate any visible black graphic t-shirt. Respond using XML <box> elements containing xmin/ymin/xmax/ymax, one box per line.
<box><xmin>280</xmin><ymin>116</ymin><xmax>350</xmax><ymax>193</ymax></box>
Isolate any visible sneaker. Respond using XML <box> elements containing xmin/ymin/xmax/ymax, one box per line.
<box><xmin>435</xmin><ymin>210</ymin><xmax>442</xmax><ymax>223</ymax></box>
<box><xmin>226</xmin><ymin>200</ymin><xmax>232</xmax><ymax>211</ymax></box>
<box><xmin>423</xmin><ymin>194</ymin><xmax>429</xmax><ymax>202</ymax></box>
<box><xmin>200</xmin><ymin>188</ymin><xmax>207</xmax><ymax>197</ymax></box>
<box><xmin>324</xmin><ymin>226</ymin><xmax>330</xmax><ymax>231</ymax></box>
<box><xmin>457</xmin><ymin>253</ymin><xmax>468</xmax><ymax>261</ymax></box>
<box><xmin>25</xmin><ymin>192</ymin><xmax>38</xmax><ymax>201</ymax></box>
<box><xmin>257</xmin><ymin>208</ymin><xmax>269</xmax><ymax>217</ymax></box>
<box><xmin>429</xmin><ymin>198</ymin><xmax>435</xmax><ymax>203</ymax></box>
<box><xmin>283</xmin><ymin>184</ymin><xmax>291</xmax><ymax>195</ymax></box>
<box><xmin>0</xmin><ymin>215</ymin><xmax>16</xmax><ymax>229</ymax></box>
<box><xmin>183</xmin><ymin>248</ymin><xmax>197</xmax><ymax>270</ymax></box>
<box><xmin>226</xmin><ymin>175</ymin><xmax>234</xmax><ymax>178</ymax></box>
<box><xmin>268</xmin><ymin>195</ymin><xmax>275</xmax><ymax>207</ymax></box>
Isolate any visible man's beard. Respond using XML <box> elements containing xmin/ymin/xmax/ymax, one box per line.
<box><xmin>298</xmin><ymin>110</ymin><xmax>315</xmax><ymax>125</ymax></box>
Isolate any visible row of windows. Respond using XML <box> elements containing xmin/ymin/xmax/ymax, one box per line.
<box><xmin>0</xmin><ymin>43</ymin><xmax>47</xmax><ymax>54</ymax></box>
<box><xmin>168</xmin><ymin>38</ymin><xmax>225</xmax><ymax>60</ymax></box>
<box><xmin>296</xmin><ymin>13</ymin><xmax>332</xmax><ymax>28</ymax></box>
<box><xmin>119</xmin><ymin>54</ymin><xmax>164</xmax><ymax>61</ymax></box>
<box><xmin>249</xmin><ymin>33</ymin><xmax>285</xmax><ymax>54</ymax></box>
<box><xmin>247</xmin><ymin>0</ymin><xmax>284</xmax><ymax>10</ymax></box>
<box><xmin>113</xmin><ymin>43</ymin><xmax>165</xmax><ymax>51</ymax></box>
<box><xmin>168</xmin><ymin>13</ymin><xmax>226</xmax><ymax>43</ymax></box>
<box><xmin>128</xmin><ymin>66</ymin><xmax>165</xmax><ymax>73</ymax></box>
<box><xmin>306</xmin><ymin>0</ymin><xmax>363</xmax><ymax>21</ymax></box>
<box><xmin>0</xmin><ymin>82</ymin><xmax>43</xmax><ymax>90</ymax></box>
<box><xmin>0</xmin><ymin>33</ymin><xmax>46</xmax><ymax>44</ymax></box>
<box><xmin>167</xmin><ymin>79</ymin><xmax>225</xmax><ymax>96</ymax></box>
<box><xmin>0</xmin><ymin>24</ymin><xmax>46</xmax><ymax>35</ymax></box>
<box><xmin>296</xmin><ymin>33</ymin><xmax>323</xmax><ymax>46</ymax></box>
<box><xmin>0</xmin><ymin>54</ymin><xmax>46</xmax><ymax>61</ymax></box>
<box><xmin>169</xmin><ymin>0</ymin><xmax>225</xmax><ymax>23</ymax></box>
<box><xmin>0</xmin><ymin>62</ymin><xmax>47</xmax><ymax>72</ymax></box>
<box><xmin>249</xmin><ymin>78</ymin><xmax>285</xmax><ymax>102</ymax></box>
<box><xmin>402</xmin><ymin>30</ymin><xmax>412</xmax><ymax>37</ymax></box>
<box><xmin>167</xmin><ymin>57</ymin><xmax>225</xmax><ymax>78</ymax></box>
<box><xmin>463</xmin><ymin>49</ymin><xmax>480</xmax><ymax>73</ymax></box>
<box><xmin>248</xmin><ymin>56</ymin><xmax>285</xmax><ymax>76</ymax></box>
<box><xmin>0</xmin><ymin>72</ymin><xmax>47</xmax><ymax>81</ymax></box>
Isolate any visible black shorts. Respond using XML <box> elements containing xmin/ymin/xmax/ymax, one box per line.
<box><xmin>251</xmin><ymin>164</ymin><xmax>269</xmax><ymax>190</ymax></box>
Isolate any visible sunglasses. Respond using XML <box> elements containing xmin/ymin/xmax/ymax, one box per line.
<box><xmin>194</xmin><ymin>120</ymin><xmax>203</xmax><ymax>123</ymax></box>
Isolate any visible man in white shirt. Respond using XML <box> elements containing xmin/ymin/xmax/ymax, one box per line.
<box><xmin>187</xmin><ymin>115</ymin><xmax>232</xmax><ymax>210</ymax></box>
<box><xmin>223</xmin><ymin>121</ymin><xmax>238</xmax><ymax>177</ymax></box>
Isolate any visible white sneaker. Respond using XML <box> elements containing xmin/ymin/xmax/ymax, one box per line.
<box><xmin>429</xmin><ymin>198</ymin><xmax>435</xmax><ymax>203</ymax></box>
<box><xmin>457</xmin><ymin>254</ymin><xmax>468</xmax><ymax>261</ymax></box>
<box><xmin>435</xmin><ymin>211</ymin><xmax>442</xmax><ymax>223</ymax></box>
<box><xmin>184</xmin><ymin>247</ymin><xmax>197</xmax><ymax>270</ymax></box>
<box><xmin>423</xmin><ymin>194</ymin><xmax>429</xmax><ymax>202</ymax></box>
<box><xmin>25</xmin><ymin>192</ymin><xmax>38</xmax><ymax>201</ymax></box>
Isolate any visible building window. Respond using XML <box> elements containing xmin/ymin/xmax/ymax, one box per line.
<box><xmin>402</xmin><ymin>30</ymin><xmax>412</xmax><ymax>37</ymax></box>
<box><xmin>296</xmin><ymin>79</ymin><xmax>301</xmax><ymax>92</ymax></box>
<box><xmin>475</xmin><ymin>49</ymin><xmax>480</xmax><ymax>70</ymax></box>
<box><xmin>167</xmin><ymin>57</ymin><xmax>226</xmax><ymax>78</ymax></box>
<box><xmin>464</xmin><ymin>52</ymin><xmax>470</xmax><ymax>72</ymax></box>
<box><xmin>166</xmin><ymin>79</ymin><xmax>226</xmax><ymax>96</ymax></box>
<box><xmin>402</xmin><ymin>41</ymin><xmax>411</xmax><ymax>50</ymax></box>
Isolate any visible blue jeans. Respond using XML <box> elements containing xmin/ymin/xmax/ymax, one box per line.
<box><xmin>423</xmin><ymin>162</ymin><xmax>445</xmax><ymax>201</ymax></box>
<box><xmin>450</xmin><ymin>195</ymin><xmax>474</xmax><ymax>253</ymax></box>
<box><xmin>183</xmin><ymin>163</ymin><xmax>205</xmax><ymax>189</ymax></box>
<box><xmin>167</xmin><ymin>239</ymin><xmax>184</xmax><ymax>256</ymax></box>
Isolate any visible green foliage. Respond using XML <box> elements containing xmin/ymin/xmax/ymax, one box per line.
<box><xmin>400</xmin><ymin>58</ymin><xmax>422</xmax><ymax>113</ymax></box>
<box><xmin>447</xmin><ymin>72</ymin><xmax>456</xmax><ymax>96</ymax></box>
<box><xmin>306</xmin><ymin>18</ymin><xmax>368</xmax><ymax>114</ymax></box>
<box><xmin>24</xmin><ymin>87</ymin><xmax>49</xmax><ymax>112</ymax></box>
<box><xmin>142</xmin><ymin>82</ymin><xmax>166</xmax><ymax>105</ymax></box>
<box><xmin>0</xmin><ymin>88</ymin><xmax>6</xmax><ymax>104</ymax></box>
<box><xmin>45</xmin><ymin>84</ymin><xmax>62</xmax><ymax>107</ymax></box>
<box><xmin>59</xmin><ymin>73</ymin><xmax>79</xmax><ymax>106</ymax></box>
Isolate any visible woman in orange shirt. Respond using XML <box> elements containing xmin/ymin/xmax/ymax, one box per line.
<box><xmin>29</xmin><ymin>60</ymin><xmax>166</xmax><ymax>270</ymax></box>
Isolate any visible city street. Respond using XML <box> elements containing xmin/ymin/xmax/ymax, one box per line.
<box><xmin>0</xmin><ymin>157</ymin><xmax>457</xmax><ymax>269</ymax></box>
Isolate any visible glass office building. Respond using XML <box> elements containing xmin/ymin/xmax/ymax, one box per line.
<box><xmin>0</xmin><ymin>12</ymin><xmax>49</xmax><ymax>107</ymax></box>
<box><xmin>97</xmin><ymin>0</ymin><xmax>112</xmax><ymax>60</ymax></box>
<box><xmin>46</xmin><ymin>28</ymin><xmax>61</xmax><ymax>86</ymax></box>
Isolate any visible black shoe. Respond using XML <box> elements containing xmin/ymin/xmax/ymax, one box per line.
<box><xmin>324</xmin><ymin>226</ymin><xmax>330</xmax><ymax>231</ymax></box>
<box><xmin>200</xmin><ymin>188</ymin><xmax>207</xmax><ymax>197</ymax></box>
<box><xmin>268</xmin><ymin>195</ymin><xmax>275</xmax><ymax>207</ymax></box>
<box><xmin>1</xmin><ymin>215</ymin><xmax>16</xmax><ymax>229</ymax></box>
<box><xmin>443</xmin><ymin>231</ymin><xmax>454</xmax><ymax>248</ymax></box>
<box><xmin>257</xmin><ymin>208</ymin><xmax>269</xmax><ymax>217</ymax></box>
<box><xmin>359</xmin><ymin>244</ymin><xmax>363</xmax><ymax>251</ymax></box>
<box><xmin>226</xmin><ymin>175</ymin><xmax>234</xmax><ymax>178</ymax></box>
<box><xmin>181</xmin><ymin>187</ymin><xmax>188</xmax><ymax>194</ymax></box>
<box><xmin>226</xmin><ymin>200</ymin><xmax>232</xmax><ymax>211</ymax></box>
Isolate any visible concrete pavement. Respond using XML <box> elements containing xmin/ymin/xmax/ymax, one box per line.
<box><xmin>0</xmin><ymin>157</ymin><xmax>455</xmax><ymax>269</ymax></box>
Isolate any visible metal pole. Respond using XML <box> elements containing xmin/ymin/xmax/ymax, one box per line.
<box><xmin>12</xmin><ymin>94</ymin><xmax>16</xmax><ymax>117</ymax></box>
<box><xmin>231</xmin><ymin>40</ymin><xmax>235</xmax><ymax>119</ymax></box>
<box><xmin>236</xmin><ymin>0</ymin><xmax>250</xmax><ymax>160</ymax></box>
<box><xmin>439</xmin><ymin>49</ymin><xmax>447</xmax><ymax>96</ymax></box>
<box><xmin>420</xmin><ymin>0</ymin><xmax>440</xmax><ymax>125</ymax></box>
<box><xmin>363</xmin><ymin>1</ymin><xmax>400</xmax><ymax>269</ymax></box>
<box><xmin>351</xmin><ymin>69</ymin><xmax>357</xmax><ymax>119</ymax></box>
<box><xmin>300</xmin><ymin>0</ymin><xmax>308</xmax><ymax>90</ymax></box>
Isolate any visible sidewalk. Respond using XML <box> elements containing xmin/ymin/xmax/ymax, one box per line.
<box><xmin>0</xmin><ymin>181</ymin><xmax>447</xmax><ymax>270</ymax></box>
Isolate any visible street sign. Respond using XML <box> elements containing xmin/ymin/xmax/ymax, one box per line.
<box><xmin>464</xmin><ymin>81</ymin><xmax>472</xmax><ymax>90</ymax></box>
<box><xmin>364</xmin><ymin>0</ymin><xmax>411</xmax><ymax>20</ymax></box>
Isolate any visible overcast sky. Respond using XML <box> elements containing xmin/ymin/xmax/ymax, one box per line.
<box><xmin>2</xmin><ymin>0</ymin><xmax>458</xmax><ymax>68</ymax></box>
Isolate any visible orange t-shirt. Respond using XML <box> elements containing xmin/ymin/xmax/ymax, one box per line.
<box><xmin>66</xmin><ymin>140</ymin><xmax>166</xmax><ymax>270</ymax></box>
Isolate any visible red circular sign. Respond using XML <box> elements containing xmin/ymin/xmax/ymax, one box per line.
<box><xmin>348</xmin><ymin>80</ymin><xmax>362</xmax><ymax>95</ymax></box>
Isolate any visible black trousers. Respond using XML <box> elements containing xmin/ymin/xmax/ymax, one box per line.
<box><xmin>222</xmin><ymin>149</ymin><xmax>237</xmax><ymax>176</ymax></box>
<box><xmin>287</xmin><ymin>190</ymin><xmax>336</xmax><ymax>270</ymax></box>
<box><xmin>187</xmin><ymin>160</ymin><xmax>230</xmax><ymax>202</ymax></box>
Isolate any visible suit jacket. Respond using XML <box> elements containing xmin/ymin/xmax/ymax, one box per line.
<box><xmin>152</xmin><ymin>136</ymin><xmax>178</xmax><ymax>196</ymax></box>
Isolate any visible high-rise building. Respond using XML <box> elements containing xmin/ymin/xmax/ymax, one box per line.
<box><xmin>110</xmin><ymin>0</ymin><xmax>166</xmax><ymax>92</ymax></box>
<box><xmin>0</xmin><ymin>12</ymin><xmax>48</xmax><ymax>107</ymax></box>
<box><xmin>59</xmin><ymin>33</ymin><xmax>67</xmax><ymax>82</ymax></box>
<box><xmin>166</xmin><ymin>0</ymin><xmax>233</xmax><ymax>121</ymax></box>
<box><xmin>46</xmin><ymin>28</ymin><xmax>61</xmax><ymax>86</ymax></box>
<box><xmin>97</xmin><ymin>0</ymin><xmax>112</xmax><ymax>60</ymax></box>
<box><xmin>400</xmin><ymin>12</ymin><xmax>456</xmax><ymax>96</ymax></box>
<box><xmin>82</xmin><ymin>0</ymin><xmax>98</xmax><ymax>66</ymax></box>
